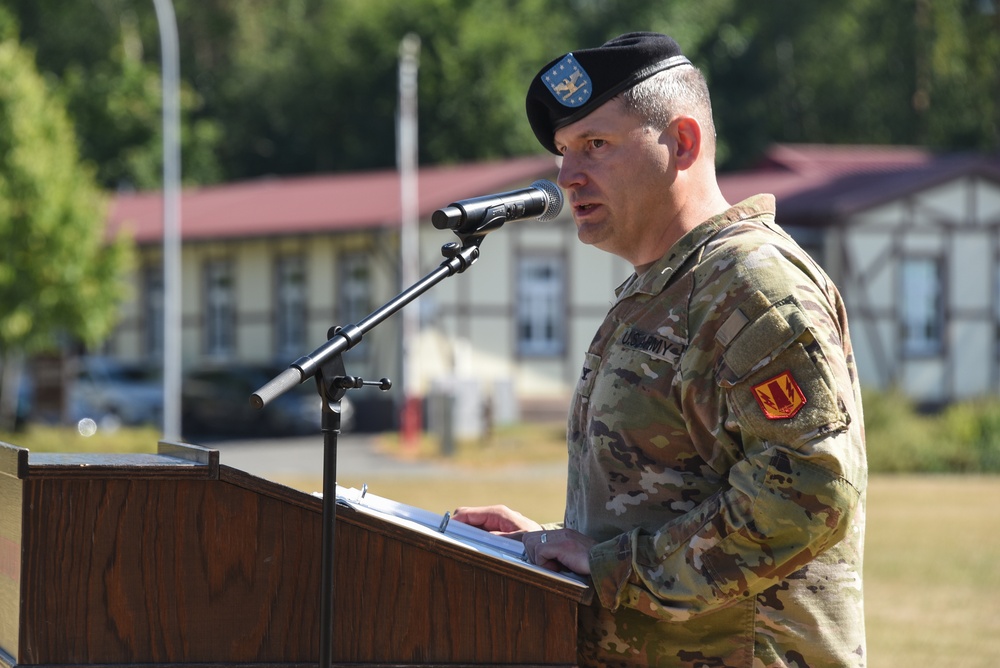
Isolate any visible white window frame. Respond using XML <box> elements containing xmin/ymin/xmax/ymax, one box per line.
<box><xmin>516</xmin><ymin>254</ymin><xmax>565</xmax><ymax>357</ymax></box>
<box><xmin>204</xmin><ymin>258</ymin><xmax>236</xmax><ymax>359</ymax></box>
<box><xmin>338</xmin><ymin>252</ymin><xmax>372</xmax><ymax>326</ymax></box>
<box><xmin>995</xmin><ymin>261</ymin><xmax>1000</xmax><ymax>361</ymax></box>
<box><xmin>143</xmin><ymin>261</ymin><xmax>164</xmax><ymax>358</ymax></box>
<box><xmin>900</xmin><ymin>256</ymin><xmax>943</xmax><ymax>357</ymax></box>
<box><xmin>275</xmin><ymin>255</ymin><xmax>307</xmax><ymax>359</ymax></box>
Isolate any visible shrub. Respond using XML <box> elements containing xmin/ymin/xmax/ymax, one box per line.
<box><xmin>863</xmin><ymin>388</ymin><xmax>1000</xmax><ymax>474</ymax></box>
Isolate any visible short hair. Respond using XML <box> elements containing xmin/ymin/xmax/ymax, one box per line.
<box><xmin>619</xmin><ymin>65</ymin><xmax>717</xmax><ymax>153</ymax></box>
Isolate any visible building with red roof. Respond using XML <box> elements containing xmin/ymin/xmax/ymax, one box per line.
<box><xmin>101</xmin><ymin>145</ymin><xmax>1000</xmax><ymax>435</ymax></box>
<box><xmin>721</xmin><ymin>144</ymin><xmax>1000</xmax><ymax>405</ymax></box>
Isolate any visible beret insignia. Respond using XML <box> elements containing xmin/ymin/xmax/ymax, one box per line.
<box><xmin>543</xmin><ymin>54</ymin><xmax>593</xmax><ymax>108</ymax></box>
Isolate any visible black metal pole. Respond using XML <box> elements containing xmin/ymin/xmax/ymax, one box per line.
<box><xmin>318</xmin><ymin>391</ymin><xmax>342</xmax><ymax>668</ymax></box>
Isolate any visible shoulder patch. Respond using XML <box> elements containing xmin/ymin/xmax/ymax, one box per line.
<box><xmin>751</xmin><ymin>371</ymin><xmax>806</xmax><ymax>420</ymax></box>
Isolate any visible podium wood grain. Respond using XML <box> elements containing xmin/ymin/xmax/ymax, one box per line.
<box><xmin>0</xmin><ymin>441</ymin><xmax>588</xmax><ymax>667</ymax></box>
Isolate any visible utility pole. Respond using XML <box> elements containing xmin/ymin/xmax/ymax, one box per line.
<box><xmin>398</xmin><ymin>33</ymin><xmax>421</xmax><ymax>451</ymax></box>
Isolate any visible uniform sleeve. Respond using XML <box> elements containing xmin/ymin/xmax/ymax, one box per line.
<box><xmin>587</xmin><ymin>288</ymin><xmax>865</xmax><ymax>620</ymax></box>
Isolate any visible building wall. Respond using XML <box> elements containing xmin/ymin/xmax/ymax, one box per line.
<box><xmin>837</xmin><ymin>175</ymin><xmax>1000</xmax><ymax>404</ymax></box>
<box><xmin>416</xmin><ymin>210</ymin><xmax>630</xmax><ymax>415</ymax></box>
<box><xmin>106</xmin><ymin>170</ymin><xmax>1000</xmax><ymax>424</ymax></box>
<box><xmin>108</xmin><ymin>208</ymin><xmax>631</xmax><ymax>425</ymax></box>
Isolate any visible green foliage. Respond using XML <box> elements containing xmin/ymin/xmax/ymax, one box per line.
<box><xmin>177</xmin><ymin>0</ymin><xmax>573</xmax><ymax>177</ymax></box>
<box><xmin>60</xmin><ymin>49</ymin><xmax>222</xmax><ymax>190</ymax></box>
<box><xmin>0</xmin><ymin>36</ymin><xmax>135</xmax><ymax>353</ymax></box>
<box><xmin>698</xmin><ymin>0</ymin><xmax>1000</xmax><ymax>168</ymax></box>
<box><xmin>939</xmin><ymin>400</ymin><xmax>1000</xmax><ymax>472</ymax></box>
<box><xmin>5</xmin><ymin>1</ymin><xmax>1000</xmax><ymax>182</ymax></box>
<box><xmin>7</xmin><ymin>0</ymin><xmax>222</xmax><ymax>188</ymax></box>
<box><xmin>863</xmin><ymin>388</ymin><xmax>1000</xmax><ymax>474</ymax></box>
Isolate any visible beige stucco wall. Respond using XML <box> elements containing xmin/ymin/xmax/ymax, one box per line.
<box><xmin>841</xmin><ymin>176</ymin><xmax>1000</xmax><ymax>403</ymax></box>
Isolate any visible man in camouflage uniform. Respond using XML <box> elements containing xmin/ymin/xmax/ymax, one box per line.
<box><xmin>454</xmin><ymin>32</ymin><xmax>866</xmax><ymax>667</ymax></box>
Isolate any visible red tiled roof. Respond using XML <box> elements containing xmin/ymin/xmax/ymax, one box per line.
<box><xmin>755</xmin><ymin>143</ymin><xmax>935</xmax><ymax>174</ymax></box>
<box><xmin>720</xmin><ymin>144</ymin><xmax>1000</xmax><ymax>225</ymax></box>
<box><xmin>109</xmin><ymin>155</ymin><xmax>560</xmax><ymax>244</ymax></box>
<box><xmin>110</xmin><ymin>145</ymin><xmax>1000</xmax><ymax>243</ymax></box>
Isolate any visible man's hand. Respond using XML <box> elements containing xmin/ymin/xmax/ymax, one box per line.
<box><xmin>522</xmin><ymin>528</ymin><xmax>596</xmax><ymax>575</ymax></box>
<box><xmin>452</xmin><ymin>506</ymin><xmax>597</xmax><ymax>576</ymax></box>
<box><xmin>451</xmin><ymin>504</ymin><xmax>542</xmax><ymax>536</ymax></box>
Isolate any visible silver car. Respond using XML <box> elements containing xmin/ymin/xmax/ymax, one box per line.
<box><xmin>68</xmin><ymin>356</ymin><xmax>163</xmax><ymax>430</ymax></box>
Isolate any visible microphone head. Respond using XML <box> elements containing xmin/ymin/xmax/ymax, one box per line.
<box><xmin>531</xmin><ymin>179</ymin><xmax>564</xmax><ymax>222</ymax></box>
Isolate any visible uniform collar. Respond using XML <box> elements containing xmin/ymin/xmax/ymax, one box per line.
<box><xmin>615</xmin><ymin>194</ymin><xmax>777</xmax><ymax>299</ymax></box>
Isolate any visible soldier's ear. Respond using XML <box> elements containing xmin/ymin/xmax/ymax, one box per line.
<box><xmin>669</xmin><ymin>116</ymin><xmax>700</xmax><ymax>170</ymax></box>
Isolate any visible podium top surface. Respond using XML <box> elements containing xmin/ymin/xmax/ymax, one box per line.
<box><xmin>0</xmin><ymin>440</ymin><xmax>218</xmax><ymax>480</ymax></box>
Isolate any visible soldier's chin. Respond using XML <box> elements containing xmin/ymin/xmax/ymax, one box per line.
<box><xmin>575</xmin><ymin>220</ymin><xmax>610</xmax><ymax>247</ymax></box>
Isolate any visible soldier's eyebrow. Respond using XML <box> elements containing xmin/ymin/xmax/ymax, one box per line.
<box><xmin>577</xmin><ymin>129</ymin><xmax>605</xmax><ymax>140</ymax></box>
<box><xmin>556</xmin><ymin>125</ymin><xmax>606</xmax><ymax>150</ymax></box>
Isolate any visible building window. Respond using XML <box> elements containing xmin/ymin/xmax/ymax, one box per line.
<box><xmin>517</xmin><ymin>255</ymin><xmax>565</xmax><ymax>357</ymax></box>
<box><xmin>338</xmin><ymin>252</ymin><xmax>372</xmax><ymax>326</ymax></box>
<box><xmin>204</xmin><ymin>258</ymin><xmax>235</xmax><ymax>358</ymax></box>
<box><xmin>275</xmin><ymin>255</ymin><xmax>307</xmax><ymax>359</ymax></box>
<box><xmin>143</xmin><ymin>262</ymin><xmax>164</xmax><ymax>358</ymax></box>
<box><xmin>995</xmin><ymin>263</ymin><xmax>1000</xmax><ymax>360</ymax></box>
<box><xmin>901</xmin><ymin>256</ymin><xmax>943</xmax><ymax>357</ymax></box>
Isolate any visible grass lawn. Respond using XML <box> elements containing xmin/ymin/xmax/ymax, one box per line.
<box><xmin>863</xmin><ymin>475</ymin><xmax>1000</xmax><ymax>668</ymax></box>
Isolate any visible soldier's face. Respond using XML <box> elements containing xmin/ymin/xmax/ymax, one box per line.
<box><xmin>554</xmin><ymin>97</ymin><xmax>678</xmax><ymax>267</ymax></box>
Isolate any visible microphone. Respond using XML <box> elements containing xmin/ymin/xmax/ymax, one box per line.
<box><xmin>431</xmin><ymin>179</ymin><xmax>563</xmax><ymax>237</ymax></box>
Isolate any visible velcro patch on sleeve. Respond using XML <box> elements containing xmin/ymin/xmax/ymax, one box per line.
<box><xmin>717</xmin><ymin>297</ymin><xmax>847</xmax><ymax>448</ymax></box>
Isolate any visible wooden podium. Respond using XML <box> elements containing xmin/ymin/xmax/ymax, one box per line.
<box><xmin>0</xmin><ymin>440</ymin><xmax>590</xmax><ymax>667</ymax></box>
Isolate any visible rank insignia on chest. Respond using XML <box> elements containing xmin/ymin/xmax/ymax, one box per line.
<box><xmin>751</xmin><ymin>371</ymin><xmax>807</xmax><ymax>420</ymax></box>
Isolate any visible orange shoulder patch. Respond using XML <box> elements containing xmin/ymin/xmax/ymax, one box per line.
<box><xmin>751</xmin><ymin>371</ymin><xmax>807</xmax><ymax>420</ymax></box>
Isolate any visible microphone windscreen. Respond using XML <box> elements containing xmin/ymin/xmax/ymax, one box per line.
<box><xmin>531</xmin><ymin>179</ymin><xmax>564</xmax><ymax>221</ymax></box>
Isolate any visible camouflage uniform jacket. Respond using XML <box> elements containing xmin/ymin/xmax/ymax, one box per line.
<box><xmin>566</xmin><ymin>195</ymin><xmax>867</xmax><ymax>667</ymax></box>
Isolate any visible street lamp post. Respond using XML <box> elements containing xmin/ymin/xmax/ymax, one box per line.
<box><xmin>152</xmin><ymin>0</ymin><xmax>182</xmax><ymax>441</ymax></box>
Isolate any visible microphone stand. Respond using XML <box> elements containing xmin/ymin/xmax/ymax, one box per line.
<box><xmin>251</xmin><ymin>237</ymin><xmax>484</xmax><ymax>668</ymax></box>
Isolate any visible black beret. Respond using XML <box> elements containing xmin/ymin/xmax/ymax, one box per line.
<box><xmin>525</xmin><ymin>32</ymin><xmax>691</xmax><ymax>154</ymax></box>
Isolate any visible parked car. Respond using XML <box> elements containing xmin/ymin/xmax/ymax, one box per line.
<box><xmin>68</xmin><ymin>356</ymin><xmax>163</xmax><ymax>430</ymax></box>
<box><xmin>181</xmin><ymin>364</ymin><xmax>353</xmax><ymax>439</ymax></box>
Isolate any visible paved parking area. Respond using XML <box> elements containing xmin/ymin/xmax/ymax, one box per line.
<box><xmin>202</xmin><ymin>433</ymin><xmax>448</xmax><ymax>480</ymax></box>
<box><xmin>196</xmin><ymin>431</ymin><xmax>565</xmax><ymax>485</ymax></box>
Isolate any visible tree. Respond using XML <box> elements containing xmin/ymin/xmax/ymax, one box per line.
<box><xmin>0</xmin><ymin>32</ymin><xmax>134</xmax><ymax>429</ymax></box>
<box><xmin>175</xmin><ymin>0</ymin><xmax>573</xmax><ymax>177</ymax></box>
<box><xmin>695</xmin><ymin>0</ymin><xmax>1000</xmax><ymax>169</ymax></box>
<box><xmin>4</xmin><ymin>0</ymin><xmax>998</xmax><ymax>182</ymax></box>
<box><xmin>7</xmin><ymin>0</ymin><xmax>223</xmax><ymax>189</ymax></box>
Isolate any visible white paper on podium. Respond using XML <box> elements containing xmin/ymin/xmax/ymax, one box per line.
<box><xmin>322</xmin><ymin>484</ymin><xmax>587</xmax><ymax>586</ymax></box>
